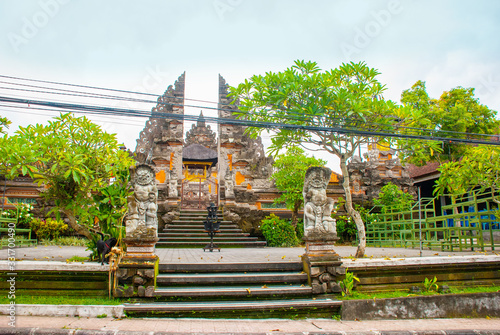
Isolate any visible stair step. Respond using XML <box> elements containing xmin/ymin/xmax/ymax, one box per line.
<box><xmin>158</xmin><ymin>231</ymin><xmax>250</xmax><ymax>238</ymax></box>
<box><xmin>165</xmin><ymin>225</ymin><xmax>239</xmax><ymax>229</ymax></box>
<box><xmin>153</xmin><ymin>285</ymin><xmax>311</xmax><ymax>297</ymax></box>
<box><xmin>179</xmin><ymin>210</ymin><xmax>223</xmax><ymax>214</ymax></box>
<box><xmin>162</xmin><ymin>229</ymin><xmax>244</xmax><ymax>234</ymax></box>
<box><xmin>157</xmin><ymin>272</ymin><xmax>307</xmax><ymax>285</ymax></box>
<box><xmin>156</xmin><ymin>241</ymin><xmax>267</xmax><ymax>248</ymax></box>
<box><xmin>158</xmin><ymin>237</ymin><xmax>260</xmax><ymax>242</ymax></box>
<box><xmin>124</xmin><ymin>298</ymin><xmax>341</xmax><ymax>313</ymax></box>
<box><xmin>158</xmin><ymin>262</ymin><xmax>304</xmax><ymax>273</ymax></box>
<box><xmin>174</xmin><ymin>215</ymin><xmax>224</xmax><ymax>221</ymax></box>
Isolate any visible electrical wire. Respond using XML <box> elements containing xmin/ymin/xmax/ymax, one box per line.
<box><xmin>1</xmin><ymin>95</ymin><xmax>499</xmax><ymax>147</ymax></box>
<box><xmin>0</xmin><ymin>77</ymin><xmax>495</xmax><ymax>141</ymax></box>
<box><xmin>0</xmin><ymin>74</ymin><xmax>498</xmax><ymax>144</ymax></box>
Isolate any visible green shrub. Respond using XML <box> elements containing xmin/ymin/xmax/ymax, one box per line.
<box><xmin>336</xmin><ymin>215</ymin><xmax>357</xmax><ymax>243</ymax></box>
<box><xmin>260</xmin><ymin>214</ymin><xmax>300</xmax><ymax>247</ymax></box>
<box><xmin>1</xmin><ymin>203</ymin><xmax>34</xmax><ymax>228</ymax></box>
<box><xmin>41</xmin><ymin>236</ymin><xmax>88</xmax><ymax>246</ymax></box>
<box><xmin>373</xmin><ymin>182</ymin><xmax>414</xmax><ymax>213</ymax></box>
<box><xmin>29</xmin><ymin>218</ymin><xmax>68</xmax><ymax>240</ymax></box>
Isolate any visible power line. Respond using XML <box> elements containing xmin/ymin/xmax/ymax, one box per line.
<box><xmin>1</xmin><ymin>75</ymin><xmax>496</xmax><ymax>142</ymax></box>
<box><xmin>1</xmin><ymin>95</ymin><xmax>499</xmax><ymax>147</ymax></box>
<box><xmin>0</xmin><ymin>74</ymin><xmax>220</xmax><ymax>106</ymax></box>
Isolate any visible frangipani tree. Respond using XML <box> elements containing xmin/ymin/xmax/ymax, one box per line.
<box><xmin>230</xmin><ymin>60</ymin><xmax>429</xmax><ymax>257</ymax></box>
<box><xmin>0</xmin><ymin>113</ymin><xmax>135</xmax><ymax>239</ymax></box>
<box><xmin>436</xmin><ymin>145</ymin><xmax>500</xmax><ymax>203</ymax></box>
<box><xmin>0</xmin><ymin>116</ymin><xmax>10</xmax><ymax>134</ymax></box>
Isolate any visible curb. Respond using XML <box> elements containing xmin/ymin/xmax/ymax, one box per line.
<box><xmin>0</xmin><ymin>328</ymin><xmax>499</xmax><ymax>335</ymax></box>
<box><xmin>0</xmin><ymin>304</ymin><xmax>125</xmax><ymax>318</ymax></box>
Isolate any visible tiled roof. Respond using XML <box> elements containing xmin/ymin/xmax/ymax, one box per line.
<box><xmin>406</xmin><ymin>161</ymin><xmax>441</xmax><ymax>178</ymax></box>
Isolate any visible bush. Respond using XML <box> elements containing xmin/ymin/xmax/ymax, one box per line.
<box><xmin>373</xmin><ymin>182</ymin><xmax>414</xmax><ymax>213</ymax></box>
<box><xmin>336</xmin><ymin>215</ymin><xmax>357</xmax><ymax>243</ymax></box>
<box><xmin>40</xmin><ymin>236</ymin><xmax>88</xmax><ymax>246</ymax></box>
<box><xmin>29</xmin><ymin>218</ymin><xmax>68</xmax><ymax>240</ymax></box>
<box><xmin>260</xmin><ymin>214</ymin><xmax>300</xmax><ymax>247</ymax></box>
<box><xmin>1</xmin><ymin>203</ymin><xmax>34</xmax><ymax>228</ymax></box>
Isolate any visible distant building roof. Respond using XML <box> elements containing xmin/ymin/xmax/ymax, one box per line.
<box><xmin>407</xmin><ymin>161</ymin><xmax>441</xmax><ymax>183</ymax></box>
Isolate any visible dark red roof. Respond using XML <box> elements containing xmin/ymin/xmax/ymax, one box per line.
<box><xmin>406</xmin><ymin>161</ymin><xmax>441</xmax><ymax>179</ymax></box>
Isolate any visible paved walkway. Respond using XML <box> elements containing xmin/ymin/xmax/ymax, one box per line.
<box><xmin>1</xmin><ymin>244</ymin><xmax>496</xmax><ymax>263</ymax></box>
<box><xmin>2</xmin><ymin>316</ymin><xmax>500</xmax><ymax>334</ymax></box>
<box><xmin>2</xmin><ymin>246</ymin><xmax>499</xmax><ymax>334</ymax></box>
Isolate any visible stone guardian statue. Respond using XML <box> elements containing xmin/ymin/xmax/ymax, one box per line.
<box><xmin>303</xmin><ymin>167</ymin><xmax>337</xmax><ymax>238</ymax></box>
<box><xmin>125</xmin><ymin>164</ymin><xmax>158</xmax><ymax>238</ymax></box>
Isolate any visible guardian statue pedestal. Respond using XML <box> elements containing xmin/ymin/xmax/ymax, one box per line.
<box><xmin>301</xmin><ymin>167</ymin><xmax>345</xmax><ymax>294</ymax></box>
<box><xmin>115</xmin><ymin>164</ymin><xmax>159</xmax><ymax>298</ymax></box>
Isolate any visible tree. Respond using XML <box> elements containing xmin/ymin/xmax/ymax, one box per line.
<box><xmin>401</xmin><ymin>81</ymin><xmax>499</xmax><ymax>163</ymax></box>
<box><xmin>271</xmin><ymin>146</ymin><xmax>326</xmax><ymax>226</ymax></box>
<box><xmin>435</xmin><ymin>145</ymin><xmax>500</xmax><ymax>203</ymax></box>
<box><xmin>373</xmin><ymin>182</ymin><xmax>414</xmax><ymax>212</ymax></box>
<box><xmin>0</xmin><ymin>113</ymin><xmax>135</xmax><ymax>239</ymax></box>
<box><xmin>230</xmin><ymin>60</ymin><xmax>413</xmax><ymax>258</ymax></box>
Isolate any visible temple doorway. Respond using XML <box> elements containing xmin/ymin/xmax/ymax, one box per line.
<box><xmin>181</xmin><ymin>143</ymin><xmax>218</xmax><ymax>209</ymax></box>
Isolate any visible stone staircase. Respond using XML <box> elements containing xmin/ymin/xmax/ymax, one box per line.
<box><xmin>157</xmin><ymin>209</ymin><xmax>266</xmax><ymax>248</ymax></box>
<box><xmin>124</xmin><ymin>262</ymin><xmax>341</xmax><ymax>318</ymax></box>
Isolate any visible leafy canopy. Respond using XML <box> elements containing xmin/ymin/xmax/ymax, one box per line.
<box><xmin>373</xmin><ymin>182</ymin><xmax>414</xmax><ymax>212</ymax></box>
<box><xmin>435</xmin><ymin>145</ymin><xmax>500</xmax><ymax>200</ymax></box>
<box><xmin>0</xmin><ymin>113</ymin><xmax>135</xmax><ymax>238</ymax></box>
<box><xmin>230</xmin><ymin>60</ymin><xmax>419</xmax><ymax>258</ymax></box>
<box><xmin>0</xmin><ymin>116</ymin><xmax>11</xmax><ymax>134</ymax></box>
<box><xmin>401</xmin><ymin>80</ymin><xmax>498</xmax><ymax>163</ymax></box>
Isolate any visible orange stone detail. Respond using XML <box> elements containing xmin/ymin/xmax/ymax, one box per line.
<box><xmin>156</xmin><ymin>170</ymin><xmax>166</xmax><ymax>183</ymax></box>
<box><xmin>235</xmin><ymin>171</ymin><xmax>245</xmax><ymax>185</ymax></box>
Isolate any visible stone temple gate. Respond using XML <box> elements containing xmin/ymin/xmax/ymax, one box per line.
<box><xmin>134</xmin><ymin>73</ymin><xmax>275</xmax><ymax>231</ymax></box>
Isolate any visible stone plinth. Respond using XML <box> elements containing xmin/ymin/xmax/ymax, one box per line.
<box><xmin>114</xmin><ymin>237</ymin><xmax>159</xmax><ymax>298</ymax></box>
<box><xmin>302</xmin><ymin>235</ymin><xmax>345</xmax><ymax>295</ymax></box>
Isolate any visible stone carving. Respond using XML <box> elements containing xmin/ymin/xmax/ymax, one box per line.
<box><xmin>126</xmin><ymin>164</ymin><xmax>158</xmax><ymax>238</ymax></box>
<box><xmin>134</xmin><ymin>72</ymin><xmax>185</xmax><ymax>165</ymax></box>
<box><xmin>184</xmin><ymin>111</ymin><xmax>217</xmax><ymax>151</ymax></box>
<box><xmin>348</xmin><ymin>144</ymin><xmax>415</xmax><ymax>202</ymax></box>
<box><xmin>303</xmin><ymin>167</ymin><xmax>336</xmax><ymax>237</ymax></box>
<box><xmin>224</xmin><ymin>168</ymin><xmax>235</xmax><ymax>198</ymax></box>
<box><xmin>168</xmin><ymin>170</ymin><xmax>178</xmax><ymax>198</ymax></box>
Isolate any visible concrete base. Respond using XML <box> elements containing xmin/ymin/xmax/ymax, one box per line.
<box><xmin>342</xmin><ymin>292</ymin><xmax>500</xmax><ymax>320</ymax></box>
<box><xmin>115</xmin><ymin>256</ymin><xmax>159</xmax><ymax>298</ymax></box>
<box><xmin>302</xmin><ymin>236</ymin><xmax>344</xmax><ymax>294</ymax></box>
<box><xmin>0</xmin><ymin>304</ymin><xmax>125</xmax><ymax>318</ymax></box>
<box><xmin>114</xmin><ymin>238</ymin><xmax>159</xmax><ymax>298</ymax></box>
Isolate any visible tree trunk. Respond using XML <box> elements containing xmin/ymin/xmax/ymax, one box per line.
<box><xmin>291</xmin><ymin>210</ymin><xmax>298</xmax><ymax>228</ymax></box>
<box><xmin>291</xmin><ymin>200</ymin><xmax>301</xmax><ymax>228</ymax></box>
<box><xmin>61</xmin><ymin>209</ymin><xmax>93</xmax><ymax>240</ymax></box>
<box><xmin>340</xmin><ymin>156</ymin><xmax>366</xmax><ymax>258</ymax></box>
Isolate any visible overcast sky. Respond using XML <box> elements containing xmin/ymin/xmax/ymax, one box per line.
<box><xmin>1</xmin><ymin>0</ymin><xmax>499</xmax><ymax>172</ymax></box>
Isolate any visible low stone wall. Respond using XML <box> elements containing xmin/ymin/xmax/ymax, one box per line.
<box><xmin>342</xmin><ymin>292</ymin><xmax>500</xmax><ymax>320</ymax></box>
<box><xmin>344</xmin><ymin>255</ymin><xmax>500</xmax><ymax>293</ymax></box>
<box><xmin>0</xmin><ymin>261</ymin><xmax>109</xmax><ymax>297</ymax></box>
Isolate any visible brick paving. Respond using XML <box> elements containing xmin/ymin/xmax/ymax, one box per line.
<box><xmin>1</xmin><ymin>315</ymin><xmax>499</xmax><ymax>334</ymax></box>
<box><xmin>1</xmin><ymin>246</ymin><xmax>500</xmax><ymax>334</ymax></box>
<box><xmin>2</xmin><ymin>244</ymin><xmax>495</xmax><ymax>263</ymax></box>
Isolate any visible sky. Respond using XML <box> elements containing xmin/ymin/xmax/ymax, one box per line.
<box><xmin>1</xmin><ymin>0</ymin><xmax>499</xmax><ymax>173</ymax></box>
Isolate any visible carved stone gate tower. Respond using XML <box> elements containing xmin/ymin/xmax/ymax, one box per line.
<box><xmin>133</xmin><ymin>73</ymin><xmax>274</xmax><ymax>229</ymax></box>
